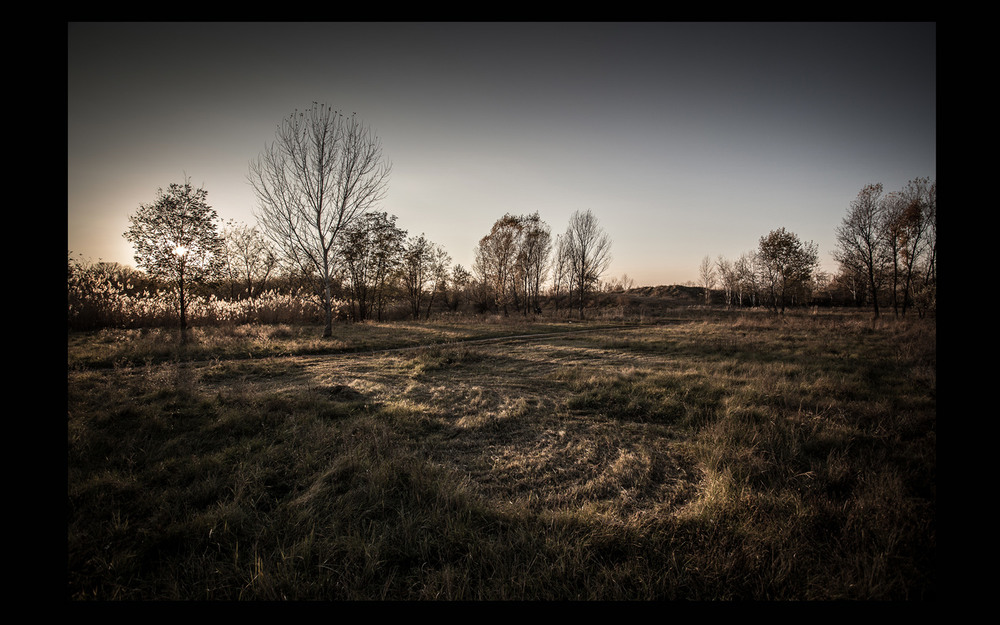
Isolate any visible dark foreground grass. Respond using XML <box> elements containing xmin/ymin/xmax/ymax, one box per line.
<box><xmin>67</xmin><ymin>310</ymin><xmax>935</xmax><ymax>600</ymax></box>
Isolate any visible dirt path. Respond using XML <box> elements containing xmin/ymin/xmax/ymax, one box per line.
<box><xmin>351</xmin><ymin>322</ymin><xmax>652</xmax><ymax>355</ymax></box>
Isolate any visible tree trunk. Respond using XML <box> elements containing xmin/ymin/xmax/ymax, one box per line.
<box><xmin>867</xmin><ymin>265</ymin><xmax>880</xmax><ymax>320</ymax></box>
<box><xmin>323</xmin><ymin>282</ymin><xmax>333</xmax><ymax>337</ymax></box>
<box><xmin>177</xmin><ymin>272</ymin><xmax>189</xmax><ymax>343</ymax></box>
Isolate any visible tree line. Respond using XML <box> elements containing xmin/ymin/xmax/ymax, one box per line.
<box><xmin>833</xmin><ymin>178</ymin><xmax>936</xmax><ymax>318</ymax></box>
<box><xmin>697</xmin><ymin>177</ymin><xmax>935</xmax><ymax>318</ymax></box>
<box><xmin>85</xmin><ymin>103</ymin><xmax>621</xmax><ymax>335</ymax></box>
<box><xmin>699</xmin><ymin>227</ymin><xmax>821</xmax><ymax>314</ymax></box>
<box><xmin>75</xmin><ymin>196</ymin><xmax>616</xmax><ymax>332</ymax></box>
<box><xmin>71</xmin><ymin>103</ymin><xmax>935</xmax><ymax>332</ymax></box>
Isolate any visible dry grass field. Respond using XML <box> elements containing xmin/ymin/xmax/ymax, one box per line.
<box><xmin>67</xmin><ymin>309</ymin><xmax>935</xmax><ymax>600</ymax></box>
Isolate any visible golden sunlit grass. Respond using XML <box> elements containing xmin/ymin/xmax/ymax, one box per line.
<box><xmin>67</xmin><ymin>317</ymin><xmax>623</xmax><ymax>369</ymax></box>
<box><xmin>67</xmin><ymin>310</ymin><xmax>934</xmax><ymax>600</ymax></box>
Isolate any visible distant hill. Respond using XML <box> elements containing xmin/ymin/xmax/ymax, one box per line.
<box><xmin>587</xmin><ymin>284</ymin><xmax>709</xmax><ymax>313</ymax></box>
<box><xmin>625</xmin><ymin>284</ymin><xmax>705</xmax><ymax>300</ymax></box>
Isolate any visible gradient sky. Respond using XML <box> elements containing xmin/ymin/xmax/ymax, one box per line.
<box><xmin>68</xmin><ymin>22</ymin><xmax>936</xmax><ymax>287</ymax></box>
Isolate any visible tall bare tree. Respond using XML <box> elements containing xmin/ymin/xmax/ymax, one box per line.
<box><xmin>564</xmin><ymin>209</ymin><xmax>612</xmax><ymax>319</ymax></box>
<box><xmin>249</xmin><ymin>103</ymin><xmax>391</xmax><ymax>337</ymax></box>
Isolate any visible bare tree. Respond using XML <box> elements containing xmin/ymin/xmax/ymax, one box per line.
<box><xmin>601</xmin><ymin>272</ymin><xmax>634</xmax><ymax>293</ymax></box>
<box><xmin>698</xmin><ymin>255</ymin><xmax>716</xmax><ymax>305</ymax></box>
<box><xmin>474</xmin><ymin>214</ymin><xmax>523</xmax><ymax>315</ymax></box>
<box><xmin>915</xmin><ymin>181</ymin><xmax>936</xmax><ymax>315</ymax></box>
<box><xmin>884</xmin><ymin>177</ymin><xmax>935</xmax><ymax>316</ymax></box>
<box><xmin>716</xmin><ymin>255</ymin><xmax>737</xmax><ymax>308</ymax></box>
<box><xmin>446</xmin><ymin>264</ymin><xmax>472</xmax><ymax>312</ymax></box>
<box><xmin>735</xmin><ymin>250</ymin><xmax>760</xmax><ymax>308</ymax></box>
<box><xmin>550</xmin><ymin>233</ymin><xmax>573</xmax><ymax>313</ymax></box>
<box><xmin>833</xmin><ymin>255</ymin><xmax>869</xmax><ymax>308</ymax></box>
<box><xmin>516</xmin><ymin>212</ymin><xmax>552</xmax><ymax>315</ymax></box>
<box><xmin>249</xmin><ymin>103</ymin><xmax>391</xmax><ymax>337</ymax></box>
<box><xmin>402</xmin><ymin>235</ymin><xmax>428</xmax><ymax>320</ymax></box>
<box><xmin>220</xmin><ymin>220</ymin><xmax>278</xmax><ymax>300</ymax></box>
<box><xmin>401</xmin><ymin>234</ymin><xmax>451</xmax><ymax>320</ymax></box>
<box><xmin>564</xmin><ymin>209</ymin><xmax>612</xmax><ymax>319</ymax></box>
<box><xmin>834</xmin><ymin>183</ymin><xmax>887</xmax><ymax>319</ymax></box>
<box><xmin>423</xmin><ymin>243</ymin><xmax>452</xmax><ymax>319</ymax></box>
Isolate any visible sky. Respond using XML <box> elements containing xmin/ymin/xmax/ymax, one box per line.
<box><xmin>68</xmin><ymin>21</ymin><xmax>936</xmax><ymax>287</ymax></box>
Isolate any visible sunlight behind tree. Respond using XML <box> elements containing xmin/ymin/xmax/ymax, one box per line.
<box><xmin>123</xmin><ymin>178</ymin><xmax>224</xmax><ymax>336</ymax></box>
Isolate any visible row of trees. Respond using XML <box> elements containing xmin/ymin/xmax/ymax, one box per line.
<box><xmin>697</xmin><ymin>177</ymin><xmax>935</xmax><ymax>317</ymax></box>
<box><xmin>113</xmin><ymin>103</ymin><xmax>617</xmax><ymax>334</ymax></box>
<box><xmin>834</xmin><ymin>178</ymin><xmax>936</xmax><ymax>318</ymax></box>
<box><xmin>339</xmin><ymin>212</ymin><xmax>451</xmax><ymax>322</ymax></box>
<box><xmin>471</xmin><ymin>209</ymin><xmax>614</xmax><ymax>319</ymax></box>
<box><xmin>112</xmin><ymin>201</ymin><xmax>616</xmax><ymax>332</ymax></box>
<box><xmin>110</xmin><ymin>178</ymin><xmax>617</xmax><ymax>331</ymax></box>
<box><xmin>700</xmin><ymin>227</ymin><xmax>820</xmax><ymax>314</ymax></box>
<box><xmin>107</xmin><ymin>102</ymin><xmax>934</xmax><ymax>334</ymax></box>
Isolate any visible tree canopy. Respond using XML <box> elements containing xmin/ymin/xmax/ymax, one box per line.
<box><xmin>757</xmin><ymin>227</ymin><xmax>818</xmax><ymax>314</ymax></box>
<box><xmin>123</xmin><ymin>179</ymin><xmax>223</xmax><ymax>332</ymax></box>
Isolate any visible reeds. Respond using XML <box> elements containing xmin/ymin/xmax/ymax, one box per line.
<box><xmin>68</xmin><ymin>261</ymin><xmax>335</xmax><ymax>330</ymax></box>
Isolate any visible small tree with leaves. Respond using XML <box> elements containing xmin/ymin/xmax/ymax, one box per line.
<box><xmin>757</xmin><ymin>227</ymin><xmax>819</xmax><ymax>314</ymax></box>
<box><xmin>123</xmin><ymin>179</ymin><xmax>224</xmax><ymax>335</ymax></box>
<box><xmin>339</xmin><ymin>211</ymin><xmax>406</xmax><ymax>322</ymax></box>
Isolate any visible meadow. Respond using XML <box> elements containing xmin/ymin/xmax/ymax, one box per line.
<box><xmin>67</xmin><ymin>309</ymin><xmax>935</xmax><ymax>600</ymax></box>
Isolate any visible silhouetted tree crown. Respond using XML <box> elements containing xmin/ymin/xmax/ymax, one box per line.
<box><xmin>123</xmin><ymin>178</ymin><xmax>223</xmax><ymax>332</ymax></box>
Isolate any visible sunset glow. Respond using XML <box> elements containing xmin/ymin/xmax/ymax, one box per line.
<box><xmin>68</xmin><ymin>22</ymin><xmax>935</xmax><ymax>287</ymax></box>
